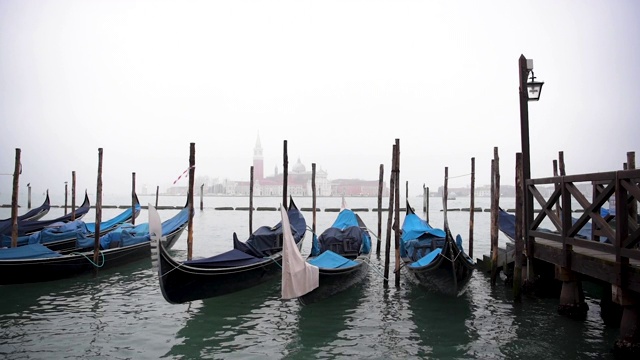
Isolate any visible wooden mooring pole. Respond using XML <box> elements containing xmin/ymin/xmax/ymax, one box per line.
<box><xmin>131</xmin><ymin>172</ymin><xmax>136</xmax><ymax>225</ymax></box>
<box><xmin>469</xmin><ymin>157</ymin><xmax>475</xmax><ymax>259</ymax></box>
<box><xmin>490</xmin><ymin>147</ymin><xmax>500</xmax><ymax>285</ymax></box>
<box><xmin>376</xmin><ymin>164</ymin><xmax>383</xmax><ymax>257</ymax></box>
<box><xmin>282</xmin><ymin>140</ymin><xmax>288</xmax><ymax>210</ymax></box>
<box><xmin>64</xmin><ymin>181</ymin><xmax>68</xmax><ymax>215</ymax></box>
<box><xmin>10</xmin><ymin>148</ymin><xmax>21</xmax><ymax>248</ymax></box>
<box><xmin>513</xmin><ymin>152</ymin><xmax>524</xmax><ymax>301</ymax></box>
<box><xmin>200</xmin><ymin>184</ymin><xmax>204</xmax><ymax>211</ymax></box>
<box><xmin>249</xmin><ymin>166</ymin><xmax>254</xmax><ymax>235</ymax></box>
<box><xmin>155</xmin><ymin>185</ymin><xmax>159</xmax><ymax>208</ymax></box>
<box><xmin>27</xmin><ymin>183</ymin><xmax>31</xmax><ymax>209</ymax></box>
<box><xmin>93</xmin><ymin>148</ymin><xmax>103</xmax><ymax>274</ymax></box>
<box><xmin>383</xmin><ymin>144</ymin><xmax>397</xmax><ymax>286</ymax></box>
<box><xmin>71</xmin><ymin>171</ymin><xmax>76</xmax><ymax>220</ymax></box>
<box><xmin>187</xmin><ymin>143</ymin><xmax>195</xmax><ymax>261</ymax></box>
<box><xmin>312</xmin><ymin>163</ymin><xmax>317</xmax><ymax>238</ymax></box>
<box><xmin>394</xmin><ymin>139</ymin><xmax>401</xmax><ymax>288</ymax></box>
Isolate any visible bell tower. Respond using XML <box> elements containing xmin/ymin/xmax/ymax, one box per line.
<box><xmin>253</xmin><ymin>133</ymin><xmax>264</xmax><ymax>180</ymax></box>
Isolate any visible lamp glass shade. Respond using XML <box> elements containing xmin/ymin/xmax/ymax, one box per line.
<box><xmin>527</xmin><ymin>81</ymin><xmax>544</xmax><ymax>101</ymax></box>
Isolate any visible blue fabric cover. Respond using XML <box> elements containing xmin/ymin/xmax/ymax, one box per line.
<box><xmin>400</xmin><ymin>212</ymin><xmax>446</xmax><ymax>259</ymax></box>
<box><xmin>409</xmin><ymin>248</ymin><xmax>442</xmax><ymax>268</ymax></box>
<box><xmin>1</xmin><ymin>220</ymin><xmax>89</xmax><ymax>248</ymax></box>
<box><xmin>244</xmin><ymin>205</ymin><xmax>306</xmax><ymax>256</ymax></box>
<box><xmin>315</xmin><ymin>209</ymin><xmax>371</xmax><ymax>257</ymax></box>
<box><xmin>0</xmin><ymin>243</ymin><xmax>62</xmax><ymax>260</ymax></box>
<box><xmin>85</xmin><ymin>204</ymin><xmax>140</xmax><ymax>233</ymax></box>
<box><xmin>308</xmin><ymin>250</ymin><xmax>358</xmax><ymax>269</ymax></box>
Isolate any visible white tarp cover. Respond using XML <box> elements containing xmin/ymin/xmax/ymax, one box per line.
<box><xmin>280</xmin><ymin>206</ymin><xmax>318</xmax><ymax>299</ymax></box>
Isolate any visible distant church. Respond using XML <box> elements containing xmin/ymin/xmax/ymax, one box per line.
<box><xmin>227</xmin><ymin>134</ymin><xmax>388</xmax><ymax>197</ymax></box>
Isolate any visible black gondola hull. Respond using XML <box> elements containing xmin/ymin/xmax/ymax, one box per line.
<box><xmin>299</xmin><ymin>258</ymin><xmax>369</xmax><ymax>305</ymax></box>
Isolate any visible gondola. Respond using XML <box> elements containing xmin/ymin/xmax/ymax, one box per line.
<box><xmin>153</xmin><ymin>196</ymin><xmax>306</xmax><ymax>304</ymax></box>
<box><xmin>295</xmin><ymin>199</ymin><xmax>372</xmax><ymax>305</ymax></box>
<box><xmin>0</xmin><ymin>191</ymin><xmax>91</xmax><ymax>237</ymax></box>
<box><xmin>0</xmin><ymin>191</ymin><xmax>51</xmax><ymax>222</ymax></box>
<box><xmin>400</xmin><ymin>200</ymin><xmax>475</xmax><ymax>297</ymax></box>
<box><xmin>0</xmin><ymin>193</ymin><xmax>141</xmax><ymax>251</ymax></box>
<box><xmin>0</xmin><ymin>199</ymin><xmax>190</xmax><ymax>285</ymax></box>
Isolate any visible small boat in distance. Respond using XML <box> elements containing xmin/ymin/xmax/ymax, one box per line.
<box><xmin>154</xmin><ymin>196</ymin><xmax>307</xmax><ymax>304</ymax></box>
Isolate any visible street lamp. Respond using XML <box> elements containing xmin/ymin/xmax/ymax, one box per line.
<box><xmin>518</xmin><ymin>54</ymin><xmax>544</xmax><ymax>279</ymax></box>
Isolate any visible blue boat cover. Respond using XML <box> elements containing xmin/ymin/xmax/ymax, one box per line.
<box><xmin>400</xmin><ymin>212</ymin><xmax>446</xmax><ymax>259</ymax></box>
<box><xmin>308</xmin><ymin>250</ymin><xmax>358</xmax><ymax>269</ymax></box>
<box><xmin>312</xmin><ymin>209</ymin><xmax>371</xmax><ymax>257</ymax></box>
<box><xmin>409</xmin><ymin>248</ymin><xmax>442</xmax><ymax>268</ymax></box>
<box><xmin>0</xmin><ymin>243</ymin><xmax>62</xmax><ymax>260</ymax></box>
<box><xmin>85</xmin><ymin>204</ymin><xmax>140</xmax><ymax>233</ymax></box>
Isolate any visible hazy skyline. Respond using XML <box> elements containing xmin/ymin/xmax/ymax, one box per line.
<box><xmin>2</xmin><ymin>0</ymin><xmax>639</xmax><ymax>204</ymax></box>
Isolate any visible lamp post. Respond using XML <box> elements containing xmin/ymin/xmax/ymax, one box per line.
<box><xmin>518</xmin><ymin>54</ymin><xmax>544</xmax><ymax>278</ymax></box>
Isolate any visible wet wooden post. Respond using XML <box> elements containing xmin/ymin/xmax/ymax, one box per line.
<box><xmin>249</xmin><ymin>166</ymin><xmax>254</xmax><ymax>235</ymax></box>
<box><xmin>282</xmin><ymin>140</ymin><xmax>288</xmax><ymax>210</ymax></box>
<box><xmin>627</xmin><ymin>152</ymin><xmax>637</xmax><ymax>223</ymax></box>
<box><xmin>383</xmin><ymin>144</ymin><xmax>397</xmax><ymax>286</ymax></box>
<box><xmin>10</xmin><ymin>148</ymin><xmax>21</xmax><ymax>248</ymax></box>
<box><xmin>426</xmin><ymin>186</ymin><xmax>430</xmax><ymax>223</ymax></box>
<box><xmin>131</xmin><ymin>172</ymin><xmax>136</xmax><ymax>225</ymax></box>
<box><xmin>558</xmin><ymin>151</ymin><xmax>566</xmax><ymax>176</ymax></box>
<box><xmin>312</xmin><ymin>163</ymin><xmax>317</xmax><ymax>237</ymax></box>
<box><xmin>187</xmin><ymin>142</ymin><xmax>195</xmax><ymax>261</ymax></box>
<box><xmin>469</xmin><ymin>157</ymin><xmax>475</xmax><ymax>259</ymax></box>
<box><xmin>394</xmin><ymin>138</ymin><xmax>401</xmax><ymax>288</ymax></box>
<box><xmin>376</xmin><ymin>164</ymin><xmax>383</xmax><ymax>256</ymax></box>
<box><xmin>64</xmin><ymin>181</ymin><xmax>68</xmax><ymax>215</ymax></box>
<box><xmin>200</xmin><ymin>184</ymin><xmax>204</xmax><ymax>211</ymax></box>
<box><xmin>27</xmin><ymin>183</ymin><xmax>31</xmax><ymax>209</ymax></box>
<box><xmin>93</xmin><ymin>148</ymin><xmax>103</xmax><ymax>274</ymax></box>
<box><xmin>514</xmin><ymin>152</ymin><xmax>524</xmax><ymax>301</ymax></box>
<box><xmin>71</xmin><ymin>171</ymin><xmax>76</xmax><ymax>221</ymax></box>
<box><xmin>490</xmin><ymin>146</ymin><xmax>500</xmax><ymax>285</ymax></box>
<box><xmin>553</xmin><ymin>159</ymin><xmax>560</xmax><ymax>219</ymax></box>
<box><xmin>155</xmin><ymin>185</ymin><xmax>159</xmax><ymax>208</ymax></box>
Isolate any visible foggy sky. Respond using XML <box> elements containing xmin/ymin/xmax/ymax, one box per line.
<box><xmin>1</xmin><ymin>0</ymin><xmax>639</xmax><ymax>204</ymax></box>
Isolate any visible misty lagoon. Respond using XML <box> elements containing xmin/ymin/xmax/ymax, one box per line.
<box><xmin>0</xmin><ymin>195</ymin><xmax>621</xmax><ymax>359</ymax></box>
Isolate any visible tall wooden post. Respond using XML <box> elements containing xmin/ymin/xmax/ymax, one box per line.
<box><xmin>131</xmin><ymin>172</ymin><xmax>136</xmax><ymax>225</ymax></box>
<box><xmin>10</xmin><ymin>148</ymin><xmax>21</xmax><ymax>248</ymax></box>
<box><xmin>627</xmin><ymin>152</ymin><xmax>637</xmax><ymax>227</ymax></box>
<box><xmin>514</xmin><ymin>152</ymin><xmax>524</xmax><ymax>301</ymax></box>
<box><xmin>490</xmin><ymin>148</ymin><xmax>501</xmax><ymax>285</ymax></box>
<box><xmin>27</xmin><ymin>183</ymin><xmax>31</xmax><ymax>209</ymax></box>
<box><xmin>155</xmin><ymin>185</ymin><xmax>159</xmax><ymax>208</ymax></box>
<box><xmin>558</xmin><ymin>151</ymin><xmax>566</xmax><ymax>176</ymax></box>
<box><xmin>312</xmin><ymin>163</ymin><xmax>317</xmax><ymax>237</ymax></box>
<box><xmin>64</xmin><ymin>181</ymin><xmax>68</xmax><ymax>215</ymax></box>
<box><xmin>187</xmin><ymin>143</ymin><xmax>195</xmax><ymax>261</ymax></box>
<box><xmin>394</xmin><ymin>139</ymin><xmax>401</xmax><ymax>288</ymax></box>
<box><xmin>426</xmin><ymin>186</ymin><xmax>430</xmax><ymax>223</ymax></box>
<box><xmin>376</xmin><ymin>164</ymin><xmax>383</xmax><ymax>256</ymax></box>
<box><xmin>519</xmin><ymin>54</ymin><xmax>535</xmax><ymax>274</ymax></box>
<box><xmin>469</xmin><ymin>157</ymin><xmax>475</xmax><ymax>259</ymax></box>
<box><xmin>553</xmin><ymin>159</ymin><xmax>560</xmax><ymax>219</ymax></box>
<box><xmin>93</xmin><ymin>148</ymin><xmax>103</xmax><ymax>272</ymax></box>
<box><xmin>282</xmin><ymin>140</ymin><xmax>288</xmax><ymax>210</ymax></box>
<box><xmin>200</xmin><ymin>184</ymin><xmax>204</xmax><ymax>211</ymax></box>
<box><xmin>71</xmin><ymin>171</ymin><xmax>76</xmax><ymax>221</ymax></box>
<box><xmin>249</xmin><ymin>166</ymin><xmax>254</xmax><ymax>235</ymax></box>
<box><xmin>384</xmin><ymin>144</ymin><xmax>397</xmax><ymax>286</ymax></box>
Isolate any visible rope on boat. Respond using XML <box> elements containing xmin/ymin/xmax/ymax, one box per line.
<box><xmin>362</xmin><ymin>257</ymin><xmax>391</xmax><ymax>281</ymax></box>
<box><xmin>70</xmin><ymin>251</ymin><xmax>105</xmax><ymax>268</ymax></box>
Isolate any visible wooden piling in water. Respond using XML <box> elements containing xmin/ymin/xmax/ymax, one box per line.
<box><xmin>155</xmin><ymin>185</ymin><xmax>159</xmax><ymax>208</ymax></box>
<box><xmin>628</xmin><ymin>152</ymin><xmax>637</xmax><ymax>223</ymax></box>
<box><xmin>282</xmin><ymin>140</ymin><xmax>288</xmax><ymax>210</ymax></box>
<box><xmin>200</xmin><ymin>183</ymin><xmax>204</xmax><ymax>211</ymax></box>
<box><xmin>469</xmin><ymin>157</ymin><xmax>475</xmax><ymax>259</ymax></box>
<box><xmin>490</xmin><ymin>147</ymin><xmax>500</xmax><ymax>285</ymax></box>
<box><xmin>64</xmin><ymin>181</ymin><xmax>68</xmax><ymax>215</ymax></box>
<box><xmin>10</xmin><ymin>148</ymin><xmax>20</xmax><ymax>248</ymax></box>
<box><xmin>513</xmin><ymin>152</ymin><xmax>524</xmax><ymax>301</ymax></box>
<box><xmin>384</xmin><ymin>144</ymin><xmax>397</xmax><ymax>286</ymax></box>
<box><xmin>249</xmin><ymin>166</ymin><xmax>254</xmax><ymax>235</ymax></box>
<box><xmin>376</xmin><ymin>164</ymin><xmax>383</xmax><ymax>257</ymax></box>
<box><xmin>93</xmin><ymin>148</ymin><xmax>103</xmax><ymax>273</ymax></box>
<box><xmin>131</xmin><ymin>172</ymin><xmax>136</xmax><ymax>225</ymax></box>
<box><xmin>312</xmin><ymin>163</ymin><xmax>317</xmax><ymax>239</ymax></box>
<box><xmin>394</xmin><ymin>139</ymin><xmax>401</xmax><ymax>288</ymax></box>
<box><xmin>27</xmin><ymin>183</ymin><xmax>31</xmax><ymax>209</ymax></box>
<box><xmin>71</xmin><ymin>171</ymin><xmax>76</xmax><ymax>221</ymax></box>
<box><xmin>187</xmin><ymin>143</ymin><xmax>195</xmax><ymax>261</ymax></box>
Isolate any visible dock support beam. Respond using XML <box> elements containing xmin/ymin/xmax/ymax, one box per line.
<box><xmin>612</xmin><ymin>286</ymin><xmax>640</xmax><ymax>358</ymax></box>
<box><xmin>556</xmin><ymin>266</ymin><xmax>588</xmax><ymax>320</ymax></box>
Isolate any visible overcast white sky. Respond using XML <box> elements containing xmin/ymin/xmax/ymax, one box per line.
<box><xmin>1</xmin><ymin>0</ymin><xmax>639</xmax><ymax>203</ymax></box>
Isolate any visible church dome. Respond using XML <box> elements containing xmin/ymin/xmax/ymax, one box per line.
<box><xmin>292</xmin><ymin>158</ymin><xmax>306</xmax><ymax>173</ymax></box>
